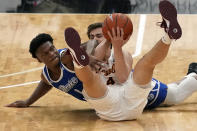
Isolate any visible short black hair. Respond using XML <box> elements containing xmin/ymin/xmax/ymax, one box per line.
<box><xmin>87</xmin><ymin>22</ymin><xmax>103</xmax><ymax>39</ymax></box>
<box><xmin>29</xmin><ymin>33</ymin><xmax>53</xmax><ymax>58</ymax></box>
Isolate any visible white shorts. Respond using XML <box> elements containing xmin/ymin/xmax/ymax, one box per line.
<box><xmin>82</xmin><ymin>72</ymin><xmax>153</xmax><ymax>121</ymax></box>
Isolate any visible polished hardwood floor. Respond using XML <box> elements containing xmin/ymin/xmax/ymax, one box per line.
<box><xmin>0</xmin><ymin>14</ymin><xmax>197</xmax><ymax>131</ymax></box>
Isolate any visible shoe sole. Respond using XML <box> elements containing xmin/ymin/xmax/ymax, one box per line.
<box><xmin>64</xmin><ymin>27</ymin><xmax>89</xmax><ymax>66</ymax></box>
<box><xmin>187</xmin><ymin>63</ymin><xmax>197</xmax><ymax>74</ymax></box>
<box><xmin>159</xmin><ymin>0</ymin><xmax>182</xmax><ymax>39</ymax></box>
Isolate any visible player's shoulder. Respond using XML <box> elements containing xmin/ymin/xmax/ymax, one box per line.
<box><xmin>41</xmin><ymin>70</ymin><xmax>52</xmax><ymax>86</ymax></box>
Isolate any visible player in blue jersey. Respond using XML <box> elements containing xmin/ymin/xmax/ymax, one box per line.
<box><xmin>6</xmin><ymin>33</ymin><xmax>90</xmax><ymax>107</ymax></box>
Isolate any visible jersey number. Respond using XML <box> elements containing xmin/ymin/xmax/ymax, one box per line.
<box><xmin>107</xmin><ymin>77</ymin><xmax>115</xmax><ymax>85</ymax></box>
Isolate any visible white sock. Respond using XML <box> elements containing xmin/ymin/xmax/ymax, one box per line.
<box><xmin>163</xmin><ymin>75</ymin><xmax>197</xmax><ymax>105</ymax></box>
<box><xmin>161</xmin><ymin>33</ymin><xmax>173</xmax><ymax>45</ymax></box>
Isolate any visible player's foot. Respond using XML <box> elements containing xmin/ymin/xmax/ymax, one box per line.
<box><xmin>187</xmin><ymin>63</ymin><xmax>197</xmax><ymax>75</ymax></box>
<box><xmin>158</xmin><ymin>0</ymin><xmax>182</xmax><ymax>39</ymax></box>
<box><xmin>64</xmin><ymin>27</ymin><xmax>89</xmax><ymax>68</ymax></box>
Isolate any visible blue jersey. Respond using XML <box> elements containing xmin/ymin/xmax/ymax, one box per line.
<box><xmin>42</xmin><ymin>48</ymin><xmax>85</xmax><ymax>101</ymax></box>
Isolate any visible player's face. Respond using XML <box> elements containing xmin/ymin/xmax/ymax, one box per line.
<box><xmin>89</xmin><ymin>27</ymin><xmax>105</xmax><ymax>44</ymax></box>
<box><xmin>36</xmin><ymin>41</ymin><xmax>60</xmax><ymax>66</ymax></box>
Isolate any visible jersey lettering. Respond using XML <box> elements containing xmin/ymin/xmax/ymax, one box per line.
<box><xmin>58</xmin><ymin>77</ymin><xmax>78</xmax><ymax>92</ymax></box>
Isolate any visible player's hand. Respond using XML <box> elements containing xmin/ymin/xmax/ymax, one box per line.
<box><xmin>107</xmin><ymin>27</ymin><xmax>130</xmax><ymax>48</ymax></box>
<box><xmin>5</xmin><ymin>100</ymin><xmax>29</xmax><ymax>108</ymax></box>
<box><xmin>89</xmin><ymin>55</ymin><xmax>105</xmax><ymax>72</ymax></box>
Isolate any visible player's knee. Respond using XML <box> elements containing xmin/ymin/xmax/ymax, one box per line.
<box><xmin>164</xmin><ymin>83</ymin><xmax>181</xmax><ymax>105</ymax></box>
<box><xmin>193</xmin><ymin>75</ymin><xmax>197</xmax><ymax>80</ymax></box>
<box><xmin>186</xmin><ymin>72</ymin><xmax>197</xmax><ymax>79</ymax></box>
<box><xmin>169</xmin><ymin>96</ymin><xmax>182</xmax><ymax>105</ymax></box>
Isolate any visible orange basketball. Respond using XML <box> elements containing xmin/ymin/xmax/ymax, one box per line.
<box><xmin>102</xmin><ymin>13</ymin><xmax>133</xmax><ymax>41</ymax></box>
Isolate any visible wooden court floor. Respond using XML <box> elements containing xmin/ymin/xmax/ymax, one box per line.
<box><xmin>0</xmin><ymin>14</ymin><xmax>197</xmax><ymax>131</ymax></box>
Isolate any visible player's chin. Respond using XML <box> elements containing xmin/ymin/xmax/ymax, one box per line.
<box><xmin>51</xmin><ymin>56</ymin><xmax>60</xmax><ymax>64</ymax></box>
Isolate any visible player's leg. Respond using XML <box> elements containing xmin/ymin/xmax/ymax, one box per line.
<box><xmin>133</xmin><ymin>40</ymin><xmax>170</xmax><ymax>85</ymax></box>
<box><xmin>64</xmin><ymin>27</ymin><xmax>107</xmax><ymax>98</ymax></box>
<box><xmin>146</xmin><ymin>63</ymin><xmax>197</xmax><ymax>108</ymax></box>
<box><xmin>163</xmin><ymin>66</ymin><xmax>197</xmax><ymax>105</ymax></box>
<box><xmin>64</xmin><ymin>27</ymin><xmax>130</xmax><ymax>121</ymax></box>
<box><xmin>133</xmin><ymin>0</ymin><xmax>182</xmax><ymax>85</ymax></box>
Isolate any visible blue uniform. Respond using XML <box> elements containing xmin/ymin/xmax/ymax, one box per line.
<box><xmin>43</xmin><ymin>48</ymin><xmax>168</xmax><ymax>108</ymax></box>
<box><xmin>42</xmin><ymin>49</ymin><xmax>85</xmax><ymax>101</ymax></box>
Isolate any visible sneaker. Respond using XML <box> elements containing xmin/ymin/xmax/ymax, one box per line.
<box><xmin>159</xmin><ymin>0</ymin><xmax>182</xmax><ymax>39</ymax></box>
<box><xmin>187</xmin><ymin>63</ymin><xmax>197</xmax><ymax>75</ymax></box>
<box><xmin>64</xmin><ymin>27</ymin><xmax>89</xmax><ymax>68</ymax></box>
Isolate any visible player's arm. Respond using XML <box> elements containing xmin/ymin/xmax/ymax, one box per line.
<box><xmin>94</xmin><ymin>39</ymin><xmax>111</xmax><ymax>61</ymax></box>
<box><xmin>5</xmin><ymin>73</ymin><xmax>52</xmax><ymax>108</ymax></box>
<box><xmin>114</xmin><ymin>50</ymin><xmax>133</xmax><ymax>83</ymax></box>
<box><xmin>109</xmin><ymin>27</ymin><xmax>133</xmax><ymax>83</ymax></box>
<box><xmin>80</xmin><ymin>41</ymin><xmax>88</xmax><ymax>53</ymax></box>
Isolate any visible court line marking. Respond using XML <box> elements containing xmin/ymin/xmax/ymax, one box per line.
<box><xmin>0</xmin><ymin>67</ymin><xmax>43</xmax><ymax>78</ymax></box>
<box><xmin>0</xmin><ymin>14</ymin><xmax>146</xmax><ymax>90</ymax></box>
<box><xmin>132</xmin><ymin>14</ymin><xmax>146</xmax><ymax>57</ymax></box>
<box><xmin>0</xmin><ymin>81</ymin><xmax>40</xmax><ymax>89</ymax></box>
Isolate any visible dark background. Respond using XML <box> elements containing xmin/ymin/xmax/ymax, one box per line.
<box><xmin>1</xmin><ymin>0</ymin><xmax>197</xmax><ymax>14</ymax></box>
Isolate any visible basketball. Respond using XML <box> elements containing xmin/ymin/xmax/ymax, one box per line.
<box><xmin>102</xmin><ymin>13</ymin><xmax>133</xmax><ymax>41</ymax></box>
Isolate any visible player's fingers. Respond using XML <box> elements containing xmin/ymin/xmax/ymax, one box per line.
<box><xmin>107</xmin><ymin>31</ymin><xmax>113</xmax><ymax>40</ymax></box>
<box><xmin>112</xmin><ymin>27</ymin><xmax>116</xmax><ymax>37</ymax></box>
<box><xmin>100</xmin><ymin>39</ymin><xmax>107</xmax><ymax>45</ymax></box>
<box><xmin>117</xmin><ymin>26</ymin><xmax>120</xmax><ymax>37</ymax></box>
<box><xmin>120</xmin><ymin>28</ymin><xmax>124</xmax><ymax>38</ymax></box>
<box><xmin>5</xmin><ymin>102</ymin><xmax>16</xmax><ymax>107</ymax></box>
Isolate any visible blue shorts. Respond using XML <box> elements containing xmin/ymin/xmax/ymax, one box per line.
<box><xmin>145</xmin><ymin>78</ymin><xmax>168</xmax><ymax>109</ymax></box>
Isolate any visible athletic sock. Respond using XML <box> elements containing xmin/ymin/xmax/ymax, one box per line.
<box><xmin>161</xmin><ymin>33</ymin><xmax>173</xmax><ymax>45</ymax></box>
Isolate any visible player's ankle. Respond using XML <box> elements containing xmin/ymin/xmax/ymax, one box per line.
<box><xmin>73</xmin><ymin>60</ymin><xmax>84</xmax><ymax>69</ymax></box>
<box><xmin>161</xmin><ymin>33</ymin><xmax>173</xmax><ymax>45</ymax></box>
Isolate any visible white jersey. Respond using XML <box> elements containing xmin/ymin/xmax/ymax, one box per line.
<box><xmin>82</xmin><ymin>48</ymin><xmax>153</xmax><ymax>121</ymax></box>
<box><xmin>99</xmin><ymin>49</ymin><xmax>121</xmax><ymax>85</ymax></box>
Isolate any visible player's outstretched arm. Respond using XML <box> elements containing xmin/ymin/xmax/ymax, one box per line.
<box><xmin>5</xmin><ymin>75</ymin><xmax>52</xmax><ymax>108</ymax></box>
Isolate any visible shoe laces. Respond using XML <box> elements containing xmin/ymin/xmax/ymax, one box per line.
<box><xmin>157</xmin><ymin>19</ymin><xmax>169</xmax><ymax>33</ymax></box>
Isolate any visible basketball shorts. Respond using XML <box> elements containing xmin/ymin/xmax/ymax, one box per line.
<box><xmin>145</xmin><ymin>78</ymin><xmax>168</xmax><ymax>109</ymax></box>
<box><xmin>82</xmin><ymin>72</ymin><xmax>153</xmax><ymax>121</ymax></box>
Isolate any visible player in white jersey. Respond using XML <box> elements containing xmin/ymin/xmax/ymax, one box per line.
<box><xmin>64</xmin><ymin>1</ymin><xmax>197</xmax><ymax>121</ymax></box>
<box><xmin>85</xmin><ymin>23</ymin><xmax>197</xmax><ymax>109</ymax></box>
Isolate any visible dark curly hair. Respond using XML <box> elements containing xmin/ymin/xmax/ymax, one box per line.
<box><xmin>29</xmin><ymin>33</ymin><xmax>53</xmax><ymax>58</ymax></box>
<box><xmin>87</xmin><ymin>22</ymin><xmax>103</xmax><ymax>39</ymax></box>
